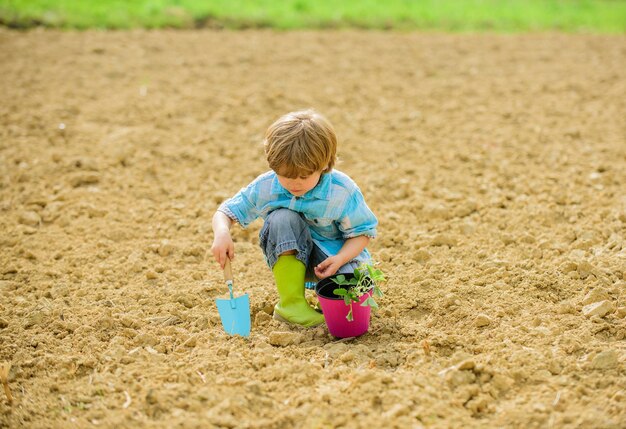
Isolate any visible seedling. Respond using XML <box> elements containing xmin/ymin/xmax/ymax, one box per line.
<box><xmin>332</xmin><ymin>263</ymin><xmax>385</xmax><ymax>321</ymax></box>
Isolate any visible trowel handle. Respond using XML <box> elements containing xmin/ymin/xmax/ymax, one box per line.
<box><xmin>223</xmin><ymin>257</ymin><xmax>233</xmax><ymax>283</ymax></box>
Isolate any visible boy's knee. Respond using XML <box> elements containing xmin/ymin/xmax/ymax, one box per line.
<box><xmin>267</xmin><ymin>208</ymin><xmax>302</xmax><ymax>224</ymax></box>
<box><xmin>262</xmin><ymin>208</ymin><xmax>310</xmax><ymax>247</ymax></box>
<box><xmin>266</xmin><ymin>209</ymin><xmax>306</xmax><ymax>234</ymax></box>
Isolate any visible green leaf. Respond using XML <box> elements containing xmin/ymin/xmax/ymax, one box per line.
<box><xmin>333</xmin><ymin>288</ymin><xmax>347</xmax><ymax>297</ymax></box>
<box><xmin>344</xmin><ymin>296</ymin><xmax>351</xmax><ymax>306</ymax></box>
<box><xmin>336</xmin><ymin>274</ymin><xmax>346</xmax><ymax>283</ymax></box>
<box><xmin>346</xmin><ymin>308</ymin><xmax>353</xmax><ymax>322</ymax></box>
<box><xmin>354</xmin><ymin>267</ymin><xmax>362</xmax><ymax>281</ymax></box>
<box><xmin>360</xmin><ymin>297</ymin><xmax>378</xmax><ymax>309</ymax></box>
<box><xmin>374</xmin><ymin>286</ymin><xmax>384</xmax><ymax>297</ymax></box>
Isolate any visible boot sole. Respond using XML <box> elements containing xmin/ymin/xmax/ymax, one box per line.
<box><xmin>273</xmin><ymin>311</ymin><xmax>325</xmax><ymax>328</ymax></box>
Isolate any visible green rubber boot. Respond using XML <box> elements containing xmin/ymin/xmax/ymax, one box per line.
<box><xmin>273</xmin><ymin>255</ymin><xmax>325</xmax><ymax>327</ymax></box>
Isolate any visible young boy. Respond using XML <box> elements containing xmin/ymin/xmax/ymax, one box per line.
<box><xmin>211</xmin><ymin>109</ymin><xmax>377</xmax><ymax>327</ymax></box>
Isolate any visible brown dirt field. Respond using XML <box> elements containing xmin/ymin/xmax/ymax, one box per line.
<box><xmin>1</xmin><ymin>28</ymin><xmax>625</xmax><ymax>428</ymax></box>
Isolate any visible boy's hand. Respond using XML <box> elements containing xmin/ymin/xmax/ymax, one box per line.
<box><xmin>314</xmin><ymin>255</ymin><xmax>344</xmax><ymax>279</ymax></box>
<box><xmin>211</xmin><ymin>232</ymin><xmax>235</xmax><ymax>269</ymax></box>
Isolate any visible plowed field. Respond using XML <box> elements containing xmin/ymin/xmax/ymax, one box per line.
<box><xmin>1</xmin><ymin>29</ymin><xmax>625</xmax><ymax>428</ymax></box>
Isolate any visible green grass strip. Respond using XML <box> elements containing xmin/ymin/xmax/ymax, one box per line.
<box><xmin>1</xmin><ymin>0</ymin><xmax>625</xmax><ymax>32</ymax></box>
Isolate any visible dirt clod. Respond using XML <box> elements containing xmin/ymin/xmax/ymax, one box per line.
<box><xmin>582</xmin><ymin>301</ymin><xmax>614</xmax><ymax>318</ymax></box>
<box><xmin>269</xmin><ymin>331</ymin><xmax>302</xmax><ymax>347</ymax></box>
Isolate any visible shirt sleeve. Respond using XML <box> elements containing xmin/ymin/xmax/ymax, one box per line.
<box><xmin>218</xmin><ymin>183</ymin><xmax>260</xmax><ymax>228</ymax></box>
<box><xmin>337</xmin><ymin>189</ymin><xmax>378</xmax><ymax>239</ymax></box>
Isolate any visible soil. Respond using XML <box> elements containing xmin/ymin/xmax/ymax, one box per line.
<box><xmin>1</xmin><ymin>28</ymin><xmax>625</xmax><ymax>428</ymax></box>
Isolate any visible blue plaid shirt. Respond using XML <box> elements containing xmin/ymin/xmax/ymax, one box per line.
<box><xmin>218</xmin><ymin>169</ymin><xmax>377</xmax><ymax>259</ymax></box>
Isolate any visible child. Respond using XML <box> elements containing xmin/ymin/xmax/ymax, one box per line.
<box><xmin>211</xmin><ymin>109</ymin><xmax>377</xmax><ymax>327</ymax></box>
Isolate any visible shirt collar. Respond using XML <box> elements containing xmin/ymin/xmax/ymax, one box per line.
<box><xmin>271</xmin><ymin>171</ymin><xmax>332</xmax><ymax>200</ymax></box>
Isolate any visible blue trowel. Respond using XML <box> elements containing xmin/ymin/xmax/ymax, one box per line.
<box><xmin>216</xmin><ymin>257</ymin><xmax>250</xmax><ymax>337</ymax></box>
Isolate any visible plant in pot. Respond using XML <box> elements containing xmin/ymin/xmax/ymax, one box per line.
<box><xmin>315</xmin><ymin>262</ymin><xmax>385</xmax><ymax>338</ymax></box>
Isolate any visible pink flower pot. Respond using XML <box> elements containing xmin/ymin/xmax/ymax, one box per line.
<box><xmin>315</xmin><ymin>274</ymin><xmax>372</xmax><ymax>338</ymax></box>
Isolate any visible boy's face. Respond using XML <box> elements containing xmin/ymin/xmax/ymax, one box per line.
<box><xmin>276</xmin><ymin>170</ymin><xmax>323</xmax><ymax>197</ymax></box>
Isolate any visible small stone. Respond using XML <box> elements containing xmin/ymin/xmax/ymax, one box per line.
<box><xmin>176</xmin><ymin>219</ymin><xmax>190</xmax><ymax>230</ymax></box>
<box><xmin>460</xmin><ymin>221</ymin><xmax>476</xmax><ymax>235</ymax></box>
<box><xmin>457</xmin><ymin>359</ymin><xmax>476</xmax><ymax>371</ymax></box>
<box><xmin>582</xmin><ymin>300</ymin><xmax>614</xmax><ymax>318</ymax></box>
<box><xmin>120</xmin><ymin>317</ymin><xmax>140</xmax><ymax>329</ymax></box>
<box><xmin>183</xmin><ymin>245</ymin><xmax>203</xmax><ymax>257</ymax></box>
<box><xmin>339</xmin><ymin>350</ymin><xmax>355</xmax><ymax>363</ymax></box>
<box><xmin>0</xmin><ymin>318</ymin><xmax>8</xmax><ymax>328</ymax></box>
<box><xmin>474</xmin><ymin>314</ymin><xmax>492</xmax><ymax>327</ymax></box>
<box><xmin>559</xmin><ymin>261</ymin><xmax>578</xmax><ymax>274</ymax></box>
<box><xmin>616</xmin><ymin>307</ymin><xmax>626</xmax><ymax>319</ymax></box>
<box><xmin>146</xmin><ymin>270</ymin><xmax>158</xmax><ymax>280</ymax></box>
<box><xmin>269</xmin><ymin>331</ymin><xmax>302</xmax><ymax>347</ymax></box>
<box><xmin>135</xmin><ymin>333</ymin><xmax>159</xmax><ymax>347</ymax></box>
<box><xmin>22</xmin><ymin>249</ymin><xmax>37</xmax><ymax>260</ymax></box>
<box><xmin>254</xmin><ymin>311</ymin><xmax>271</xmax><ymax>326</ymax></box>
<box><xmin>107</xmin><ymin>229</ymin><xmax>128</xmax><ymax>242</ymax></box>
<box><xmin>582</xmin><ymin>289</ymin><xmax>610</xmax><ymax>306</ymax></box>
<box><xmin>490</xmin><ymin>374</ymin><xmax>514</xmax><ymax>394</ymax></box>
<box><xmin>382</xmin><ymin>403</ymin><xmax>410</xmax><ymax>419</ymax></box>
<box><xmin>323</xmin><ymin>342</ymin><xmax>349</xmax><ymax>358</ymax></box>
<box><xmin>455</xmin><ymin>200</ymin><xmax>478</xmax><ymax>218</ymax></box>
<box><xmin>501</xmin><ymin>234</ymin><xmax>515</xmax><ymax>245</ymax></box>
<box><xmin>465</xmin><ymin>394</ymin><xmax>492</xmax><ymax>414</ymax></box>
<box><xmin>431</xmin><ymin>234</ymin><xmax>458</xmax><ymax>247</ymax></box>
<box><xmin>423</xmin><ymin>202</ymin><xmax>449</xmax><ymax>219</ymax></box>
<box><xmin>176</xmin><ymin>295</ymin><xmax>194</xmax><ymax>308</ymax></box>
<box><xmin>96</xmin><ymin>316</ymin><xmax>115</xmax><ymax>329</ymax></box>
<box><xmin>24</xmin><ymin>311</ymin><xmax>45</xmax><ymax>328</ymax></box>
<box><xmin>145</xmin><ymin>389</ymin><xmax>161</xmax><ymax>405</ymax></box>
<box><xmin>183</xmin><ymin>335</ymin><xmax>197</xmax><ymax>348</ymax></box>
<box><xmin>85</xmin><ymin>205</ymin><xmax>107</xmax><ymax>218</ymax></box>
<box><xmin>412</xmin><ymin>249</ymin><xmax>432</xmax><ymax>263</ymax></box>
<box><xmin>377</xmin><ymin>248</ymin><xmax>392</xmax><ymax>262</ymax></box>
<box><xmin>2</xmin><ymin>266</ymin><xmax>18</xmax><ymax>275</ymax></box>
<box><xmin>158</xmin><ymin>240</ymin><xmax>175</xmax><ymax>257</ymax></box>
<box><xmin>51</xmin><ymin>286</ymin><xmax>70</xmax><ymax>298</ymax></box>
<box><xmin>445</xmin><ymin>369</ymin><xmax>476</xmax><ymax>387</ymax></box>
<box><xmin>577</xmin><ymin>261</ymin><xmax>595</xmax><ymax>279</ymax></box>
<box><xmin>443</xmin><ymin>293</ymin><xmax>461</xmax><ymax>308</ymax></box>
<box><xmin>41</xmin><ymin>202</ymin><xmax>63</xmax><ymax>223</ymax></box>
<box><xmin>130</xmin><ymin>261</ymin><xmax>143</xmax><ymax>273</ymax></box>
<box><xmin>69</xmin><ymin>172</ymin><xmax>100</xmax><ymax>187</ymax></box>
<box><xmin>547</xmin><ymin>360</ymin><xmax>563</xmax><ymax>375</ymax></box>
<box><xmin>19</xmin><ymin>211</ymin><xmax>41</xmax><ymax>226</ymax></box>
<box><xmin>591</xmin><ymin>350</ymin><xmax>618</xmax><ymax>369</ymax></box>
<box><xmin>532</xmin><ymin>369</ymin><xmax>552</xmax><ymax>382</ymax></box>
<box><xmin>556</xmin><ymin>301</ymin><xmax>576</xmax><ymax>314</ymax></box>
<box><xmin>450</xmin><ymin>351</ymin><xmax>473</xmax><ymax>365</ymax></box>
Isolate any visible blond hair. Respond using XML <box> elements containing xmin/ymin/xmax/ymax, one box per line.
<box><xmin>264</xmin><ymin>109</ymin><xmax>337</xmax><ymax>178</ymax></box>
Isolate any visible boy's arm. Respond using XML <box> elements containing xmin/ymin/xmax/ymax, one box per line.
<box><xmin>211</xmin><ymin>211</ymin><xmax>235</xmax><ymax>269</ymax></box>
<box><xmin>315</xmin><ymin>185</ymin><xmax>378</xmax><ymax>278</ymax></box>
<box><xmin>314</xmin><ymin>236</ymin><xmax>370</xmax><ymax>279</ymax></box>
<box><xmin>212</xmin><ymin>177</ymin><xmax>264</xmax><ymax>268</ymax></box>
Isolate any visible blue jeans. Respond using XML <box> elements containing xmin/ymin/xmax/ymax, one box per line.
<box><xmin>259</xmin><ymin>209</ymin><xmax>365</xmax><ymax>281</ymax></box>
